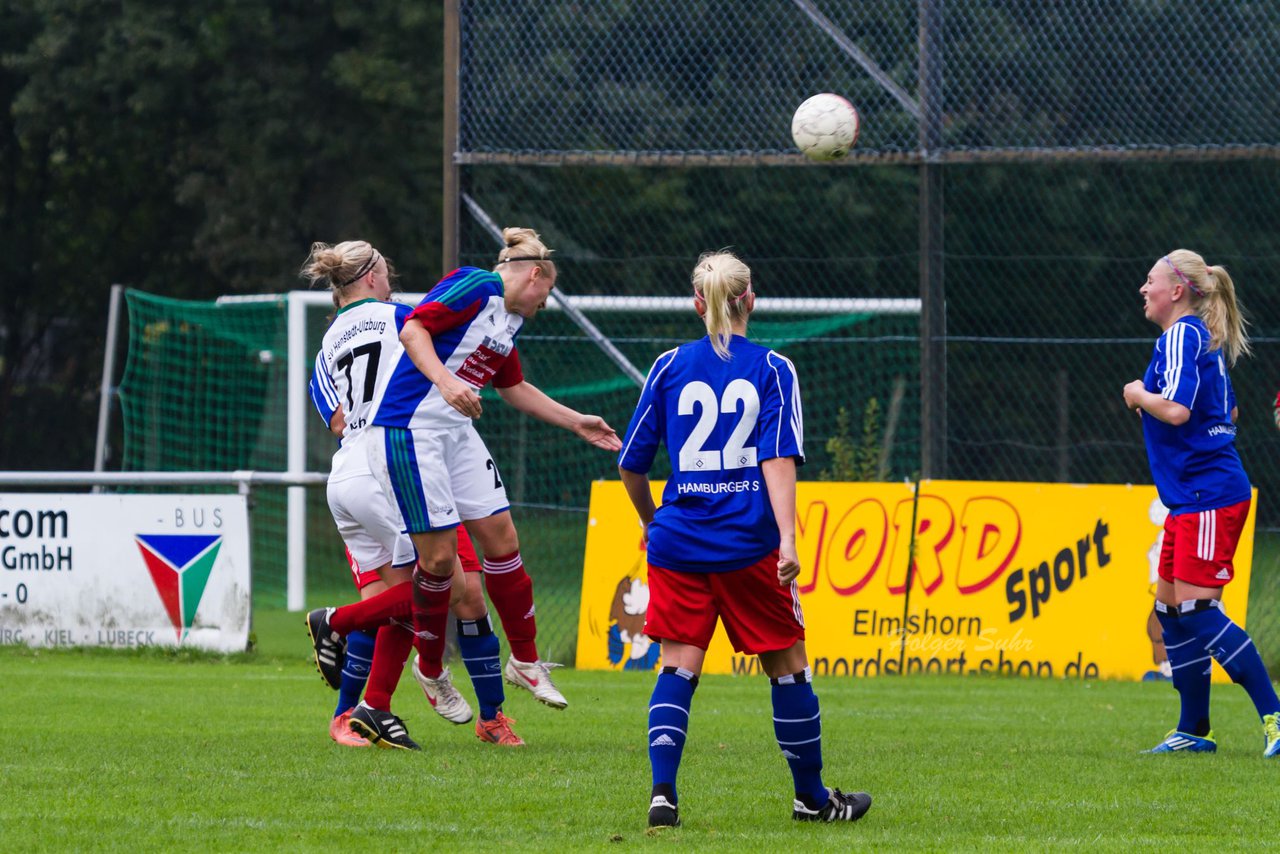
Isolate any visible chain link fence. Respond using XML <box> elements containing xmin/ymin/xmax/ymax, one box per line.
<box><xmin>458</xmin><ymin>0</ymin><xmax>1280</xmax><ymax>158</ymax></box>
<box><xmin>453</xmin><ymin>0</ymin><xmax>1280</xmax><ymax>669</ymax></box>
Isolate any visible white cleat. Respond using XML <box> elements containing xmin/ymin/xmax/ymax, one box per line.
<box><xmin>504</xmin><ymin>656</ymin><xmax>568</xmax><ymax>709</ymax></box>
<box><xmin>412</xmin><ymin>655</ymin><xmax>474</xmax><ymax>724</ymax></box>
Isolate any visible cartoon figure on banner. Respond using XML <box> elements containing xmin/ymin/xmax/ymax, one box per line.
<box><xmin>606</xmin><ymin>537</ymin><xmax>662</xmax><ymax>670</ymax></box>
<box><xmin>1143</xmin><ymin>498</ymin><xmax>1172</xmax><ymax>681</ymax></box>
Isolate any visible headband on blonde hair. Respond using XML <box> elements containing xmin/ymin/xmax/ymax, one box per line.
<box><xmin>1162</xmin><ymin>256</ymin><xmax>1204</xmax><ymax>297</ymax></box>
<box><xmin>497</xmin><ymin>255</ymin><xmax>550</xmax><ymax>264</ymax></box>
<box><xmin>337</xmin><ymin>250</ymin><xmax>381</xmax><ymax>287</ymax></box>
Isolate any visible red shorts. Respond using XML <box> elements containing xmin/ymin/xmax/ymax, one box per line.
<box><xmin>457</xmin><ymin>526</ymin><xmax>482</xmax><ymax>573</ymax></box>
<box><xmin>1158</xmin><ymin>498</ymin><xmax>1250</xmax><ymax>587</ymax></box>
<box><xmin>644</xmin><ymin>551</ymin><xmax>805</xmax><ymax>655</ymax></box>
<box><xmin>346</xmin><ymin>547</ymin><xmax>384</xmax><ymax>591</ymax></box>
<box><xmin>348</xmin><ymin>527</ymin><xmax>482</xmax><ymax>590</ymax></box>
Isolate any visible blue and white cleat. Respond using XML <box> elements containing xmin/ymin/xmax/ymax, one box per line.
<box><xmin>1144</xmin><ymin>729</ymin><xmax>1217</xmax><ymax>754</ymax></box>
<box><xmin>1263</xmin><ymin>713</ymin><xmax>1280</xmax><ymax>758</ymax></box>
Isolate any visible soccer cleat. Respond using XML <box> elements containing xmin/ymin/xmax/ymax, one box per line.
<box><xmin>305</xmin><ymin>608</ymin><xmax>346</xmax><ymax>690</ymax></box>
<box><xmin>504</xmin><ymin>656</ymin><xmax>568</xmax><ymax>709</ymax></box>
<box><xmin>475</xmin><ymin>711</ymin><xmax>525</xmax><ymax>746</ymax></box>
<box><xmin>648</xmin><ymin>795</ymin><xmax>680</xmax><ymax>828</ymax></box>
<box><xmin>1263</xmin><ymin>713</ymin><xmax>1280</xmax><ymax>758</ymax></box>
<box><xmin>329</xmin><ymin>709</ymin><xmax>370</xmax><ymax>748</ymax></box>
<box><xmin>1144</xmin><ymin>729</ymin><xmax>1217</xmax><ymax>753</ymax></box>
<box><xmin>347</xmin><ymin>702</ymin><xmax>420</xmax><ymax>751</ymax></box>
<box><xmin>412</xmin><ymin>655</ymin><xmax>474</xmax><ymax>724</ymax></box>
<box><xmin>792</xmin><ymin>788</ymin><xmax>873</xmax><ymax>822</ymax></box>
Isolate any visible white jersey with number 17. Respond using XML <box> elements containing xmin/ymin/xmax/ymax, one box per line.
<box><xmin>309</xmin><ymin>298</ymin><xmax>412</xmax><ymax>482</ymax></box>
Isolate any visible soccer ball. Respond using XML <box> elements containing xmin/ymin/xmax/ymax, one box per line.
<box><xmin>791</xmin><ymin>93</ymin><xmax>860</xmax><ymax>161</ymax></box>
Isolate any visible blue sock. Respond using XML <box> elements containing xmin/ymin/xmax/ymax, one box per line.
<box><xmin>772</xmin><ymin>668</ymin><xmax>828</xmax><ymax>809</ymax></box>
<box><xmin>649</xmin><ymin>666</ymin><xmax>697</xmax><ymax>805</ymax></box>
<box><xmin>335</xmin><ymin>629</ymin><xmax>374</xmax><ymax>717</ymax></box>
<box><xmin>1180</xmin><ymin>600</ymin><xmax>1280</xmax><ymax>721</ymax></box>
<box><xmin>1156</xmin><ymin>603</ymin><xmax>1212</xmax><ymax>736</ymax></box>
<box><xmin>457</xmin><ymin>615</ymin><xmax>504</xmax><ymax>721</ymax></box>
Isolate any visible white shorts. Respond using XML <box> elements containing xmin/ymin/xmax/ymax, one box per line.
<box><xmin>327</xmin><ymin>470</ymin><xmax>416</xmax><ymax>581</ymax></box>
<box><xmin>366</xmin><ymin>424</ymin><xmax>510</xmax><ymax>533</ymax></box>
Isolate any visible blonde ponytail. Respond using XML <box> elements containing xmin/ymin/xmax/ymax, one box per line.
<box><xmin>691</xmin><ymin>251</ymin><xmax>752</xmax><ymax>360</ymax></box>
<box><xmin>300</xmin><ymin>240</ymin><xmax>382</xmax><ymax>309</ymax></box>
<box><xmin>1165</xmin><ymin>248</ymin><xmax>1251</xmax><ymax>365</ymax></box>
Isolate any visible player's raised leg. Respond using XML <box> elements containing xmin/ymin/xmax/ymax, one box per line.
<box><xmin>1177</xmin><ymin>596</ymin><xmax>1280</xmax><ymax>751</ymax></box>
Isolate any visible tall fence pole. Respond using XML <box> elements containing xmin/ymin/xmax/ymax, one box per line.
<box><xmin>443</xmin><ymin>0</ymin><xmax>462</xmax><ymax>272</ymax></box>
<box><xmin>919</xmin><ymin>0</ymin><xmax>947</xmax><ymax>479</ymax></box>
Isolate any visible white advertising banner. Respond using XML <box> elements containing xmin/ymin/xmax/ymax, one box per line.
<box><xmin>0</xmin><ymin>494</ymin><xmax>252</xmax><ymax>651</ymax></box>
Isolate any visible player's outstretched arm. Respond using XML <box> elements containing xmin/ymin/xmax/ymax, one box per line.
<box><xmin>761</xmin><ymin>456</ymin><xmax>800</xmax><ymax>585</ymax></box>
<box><xmin>498</xmin><ymin>380</ymin><xmax>622</xmax><ymax>450</ymax></box>
<box><xmin>401</xmin><ymin>319</ymin><xmax>482</xmax><ymax>419</ymax></box>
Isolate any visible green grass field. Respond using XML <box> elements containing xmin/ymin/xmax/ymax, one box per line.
<box><xmin>2</xmin><ymin>608</ymin><xmax>1278</xmax><ymax>851</ymax></box>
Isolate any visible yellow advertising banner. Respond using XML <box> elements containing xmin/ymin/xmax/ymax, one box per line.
<box><xmin>575</xmin><ymin>480</ymin><xmax>1256</xmax><ymax>681</ymax></box>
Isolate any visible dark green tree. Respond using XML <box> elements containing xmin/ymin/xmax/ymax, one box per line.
<box><xmin>0</xmin><ymin>0</ymin><xmax>444</xmax><ymax>468</ymax></box>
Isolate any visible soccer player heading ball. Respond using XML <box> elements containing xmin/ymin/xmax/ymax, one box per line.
<box><xmin>364</xmin><ymin>227</ymin><xmax>622</xmax><ymax>744</ymax></box>
<box><xmin>618</xmin><ymin>250</ymin><xmax>872</xmax><ymax>827</ymax></box>
<box><xmin>304</xmin><ymin>240</ymin><xmax>507</xmax><ymax>749</ymax></box>
<box><xmin>1123</xmin><ymin>249</ymin><xmax>1280</xmax><ymax>757</ymax></box>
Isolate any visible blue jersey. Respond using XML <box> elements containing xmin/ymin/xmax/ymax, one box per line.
<box><xmin>370</xmin><ymin>267</ymin><xmax>526</xmax><ymax>430</ymax></box>
<box><xmin>1141</xmin><ymin>315</ymin><xmax>1250</xmax><ymax>513</ymax></box>
<box><xmin>618</xmin><ymin>335</ymin><xmax>805</xmax><ymax>573</ymax></box>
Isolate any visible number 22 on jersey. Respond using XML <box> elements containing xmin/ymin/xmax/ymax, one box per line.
<box><xmin>677</xmin><ymin>379</ymin><xmax>759</xmax><ymax>472</ymax></box>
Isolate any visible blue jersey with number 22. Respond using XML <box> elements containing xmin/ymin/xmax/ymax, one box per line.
<box><xmin>618</xmin><ymin>335</ymin><xmax>805</xmax><ymax>573</ymax></box>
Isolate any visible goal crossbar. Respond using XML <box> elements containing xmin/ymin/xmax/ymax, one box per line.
<box><xmin>217</xmin><ymin>291</ymin><xmax>921</xmax><ymax>315</ymax></box>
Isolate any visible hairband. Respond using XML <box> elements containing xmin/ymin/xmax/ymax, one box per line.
<box><xmin>337</xmin><ymin>251</ymin><xmax>380</xmax><ymax>287</ymax></box>
<box><xmin>693</xmin><ymin>282</ymin><xmax>753</xmax><ymax>304</ymax></box>
<box><xmin>497</xmin><ymin>254</ymin><xmax>550</xmax><ymax>264</ymax></box>
<box><xmin>1162</xmin><ymin>256</ymin><xmax>1204</xmax><ymax>297</ymax></box>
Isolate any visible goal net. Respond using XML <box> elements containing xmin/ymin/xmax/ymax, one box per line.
<box><xmin>116</xmin><ymin>287</ymin><xmax>919</xmax><ymax>661</ymax></box>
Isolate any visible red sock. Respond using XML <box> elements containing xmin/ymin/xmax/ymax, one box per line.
<box><xmin>330</xmin><ymin>581</ymin><xmax>413</xmax><ymax>635</ymax></box>
<box><xmin>362</xmin><ymin>622</ymin><xmax>414</xmax><ymax>712</ymax></box>
<box><xmin>483</xmin><ymin>551</ymin><xmax>539</xmax><ymax>662</ymax></box>
<box><xmin>412</xmin><ymin>567</ymin><xmax>452</xmax><ymax>679</ymax></box>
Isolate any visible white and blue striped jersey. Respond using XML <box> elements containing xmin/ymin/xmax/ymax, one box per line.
<box><xmin>309</xmin><ymin>298</ymin><xmax>411</xmax><ymax>481</ymax></box>
<box><xmin>1141</xmin><ymin>314</ymin><xmax>1250</xmax><ymax>513</ymax></box>
<box><xmin>619</xmin><ymin>335</ymin><xmax>805</xmax><ymax>573</ymax></box>
<box><xmin>370</xmin><ymin>267</ymin><xmax>526</xmax><ymax>431</ymax></box>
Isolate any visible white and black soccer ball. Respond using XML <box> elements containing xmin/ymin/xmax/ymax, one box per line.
<box><xmin>791</xmin><ymin>93</ymin><xmax>861</xmax><ymax>162</ymax></box>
